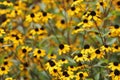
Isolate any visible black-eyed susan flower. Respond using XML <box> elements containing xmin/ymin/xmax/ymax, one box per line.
<box><xmin>88</xmin><ymin>10</ymin><xmax>101</xmax><ymax>21</ymax></box>
<box><xmin>0</xmin><ymin>66</ymin><xmax>9</xmax><ymax>75</ymax></box>
<box><xmin>109</xmin><ymin>69</ymin><xmax>120</xmax><ymax>80</ymax></box>
<box><xmin>56</xmin><ymin>19</ymin><xmax>67</xmax><ymax>29</ymax></box>
<box><xmin>101</xmin><ymin>45</ymin><xmax>111</xmax><ymax>53</ymax></box>
<box><xmin>60</xmin><ymin>70</ymin><xmax>74</xmax><ymax>80</ymax></box>
<box><xmin>47</xmin><ymin>53</ymin><xmax>57</xmax><ymax>59</ymax></box>
<box><xmin>18</xmin><ymin>46</ymin><xmax>32</xmax><ymax>58</ymax></box>
<box><xmin>81</xmin><ymin>44</ymin><xmax>95</xmax><ymax>55</ymax></box>
<box><xmin>49</xmin><ymin>67</ymin><xmax>61</xmax><ymax>77</ymax></box>
<box><xmin>111</xmin><ymin>44</ymin><xmax>120</xmax><ymax>52</ymax></box>
<box><xmin>92</xmin><ymin>48</ymin><xmax>105</xmax><ymax>59</ymax></box>
<box><xmin>58</xmin><ymin>44</ymin><xmax>70</xmax><ymax>55</ymax></box>
<box><xmin>39</xmin><ymin>11</ymin><xmax>53</xmax><ymax>24</ymax></box>
<box><xmin>33</xmin><ymin>48</ymin><xmax>46</xmax><ymax>59</ymax></box>
<box><xmin>5</xmin><ymin>77</ymin><xmax>15</xmax><ymax>80</ymax></box>
<box><xmin>68</xmin><ymin>65</ymin><xmax>77</xmax><ymax>71</ymax></box>
<box><xmin>72</xmin><ymin>26</ymin><xmax>84</xmax><ymax>34</ymax></box>
<box><xmin>74</xmin><ymin>53</ymin><xmax>88</xmax><ymax>62</ymax></box>
<box><xmin>67</xmin><ymin>6</ymin><xmax>81</xmax><ymax>16</ymax></box>
<box><xmin>31</xmin><ymin>5</ymin><xmax>40</xmax><ymax>13</ymax></box>
<box><xmin>3</xmin><ymin>60</ymin><xmax>13</xmax><ymax>68</ymax></box>
<box><xmin>112</xmin><ymin>0</ymin><xmax>120</xmax><ymax>11</ymax></box>
<box><xmin>58</xmin><ymin>58</ymin><xmax>68</xmax><ymax>64</ymax></box>
<box><xmin>0</xmin><ymin>1</ymin><xmax>13</xmax><ymax>6</ymax></box>
<box><xmin>77</xmin><ymin>18</ymin><xmax>93</xmax><ymax>28</ymax></box>
<box><xmin>76</xmin><ymin>72</ymin><xmax>88</xmax><ymax>80</ymax></box>
<box><xmin>45</xmin><ymin>60</ymin><xmax>59</xmax><ymax>72</ymax></box>
<box><xmin>26</xmin><ymin>13</ymin><xmax>40</xmax><ymax>23</ymax></box>
<box><xmin>109</xmin><ymin>25</ymin><xmax>120</xmax><ymax>37</ymax></box>
<box><xmin>108</xmin><ymin>62</ymin><xmax>120</xmax><ymax>71</ymax></box>
<box><xmin>96</xmin><ymin>0</ymin><xmax>108</xmax><ymax>9</ymax></box>
<box><xmin>0</xmin><ymin>14</ymin><xmax>10</xmax><ymax>27</ymax></box>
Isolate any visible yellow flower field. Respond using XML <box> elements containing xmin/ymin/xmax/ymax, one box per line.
<box><xmin>0</xmin><ymin>0</ymin><xmax>120</xmax><ymax>80</ymax></box>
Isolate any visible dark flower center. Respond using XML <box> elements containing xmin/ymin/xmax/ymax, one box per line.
<box><xmin>0</xmin><ymin>38</ymin><xmax>4</xmax><ymax>43</ymax></box>
<box><xmin>100</xmin><ymin>2</ymin><xmax>103</xmax><ymax>6</ymax></box>
<box><xmin>53</xmin><ymin>69</ymin><xmax>57</xmax><ymax>73</ymax></box>
<box><xmin>24</xmin><ymin>62</ymin><xmax>29</xmax><ymax>67</ymax></box>
<box><xmin>114</xmin><ymin>69</ymin><xmax>120</xmax><ymax>76</ymax></box>
<box><xmin>90</xmin><ymin>11</ymin><xmax>96</xmax><ymax>16</ymax></box>
<box><xmin>79</xmin><ymin>73</ymin><xmax>83</xmax><ymax>77</ymax></box>
<box><xmin>22</xmin><ymin>49</ymin><xmax>27</xmax><ymax>53</ymax></box>
<box><xmin>30</xmin><ymin>13</ymin><xmax>35</xmax><ymax>18</ymax></box>
<box><xmin>114</xmin><ymin>25</ymin><xmax>119</xmax><ymax>29</ymax></box>
<box><xmin>63</xmin><ymin>71</ymin><xmax>69</xmax><ymax>77</ymax></box>
<box><xmin>115</xmin><ymin>46</ymin><xmax>118</xmax><ymax>49</ymax></box>
<box><xmin>78</xmin><ymin>53</ymin><xmax>83</xmax><ymax>57</ymax></box>
<box><xmin>42</xmin><ymin>12</ymin><xmax>47</xmax><ymax>16</ymax></box>
<box><xmin>113</xmin><ymin>62</ymin><xmax>119</xmax><ymax>66</ymax></box>
<box><xmin>16</xmin><ymin>36</ymin><xmax>19</xmax><ymax>40</ymax></box>
<box><xmin>70</xmin><ymin>65</ymin><xmax>73</xmax><ymax>68</ymax></box>
<box><xmin>37</xmin><ymin>50</ymin><xmax>41</xmax><ymax>54</ymax></box>
<box><xmin>74</xmin><ymin>26</ymin><xmax>79</xmax><ymax>30</ymax></box>
<box><xmin>48</xmin><ymin>60</ymin><xmax>55</xmax><ymax>67</ymax></box>
<box><xmin>1</xmin><ymin>67</ymin><xmax>5</xmax><ymax>71</ymax></box>
<box><xmin>4</xmin><ymin>61</ymin><xmax>8</xmax><ymax>65</ymax></box>
<box><xmin>84</xmin><ymin>44</ymin><xmax>90</xmax><ymax>49</ymax></box>
<box><xmin>78</xmin><ymin>62</ymin><xmax>82</xmax><ymax>66</ymax></box>
<box><xmin>59</xmin><ymin>44</ymin><xmax>64</xmax><ymax>50</ymax></box>
<box><xmin>71</xmin><ymin>7</ymin><xmax>75</xmax><ymax>11</ymax></box>
<box><xmin>95</xmin><ymin>49</ymin><xmax>100</xmax><ymax>54</ymax></box>
<box><xmin>40</xmin><ymin>27</ymin><xmax>44</xmax><ymax>30</ymax></box>
<box><xmin>104</xmin><ymin>45</ymin><xmax>108</xmax><ymax>48</ymax></box>
<box><xmin>35</xmin><ymin>28</ymin><xmax>39</xmax><ymax>31</ymax></box>
<box><xmin>83</xmin><ymin>19</ymin><xmax>88</xmax><ymax>23</ymax></box>
<box><xmin>61</xmin><ymin>20</ymin><xmax>65</xmax><ymax>24</ymax></box>
<box><xmin>62</xmin><ymin>58</ymin><xmax>65</xmax><ymax>61</ymax></box>
<box><xmin>117</xmin><ymin>1</ymin><xmax>120</xmax><ymax>6</ymax></box>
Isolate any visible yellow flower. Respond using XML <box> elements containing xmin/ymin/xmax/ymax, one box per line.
<box><xmin>111</xmin><ymin>44</ymin><xmax>120</xmax><ymax>53</ymax></box>
<box><xmin>0</xmin><ymin>14</ymin><xmax>10</xmax><ymax>27</ymax></box>
<box><xmin>47</xmin><ymin>53</ymin><xmax>57</xmax><ymax>59</ymax></box>
<box><xmin>58</xmin><ymin>44</ymin><xmax>70</xmax><ymax>55</ymax></box>
<box><xmin>77</xmin><ymin>18</ymin><xmax>93</xmax><ymax>28</ymax></box>
<box><xmin>56</xmin><ymin>19</ymin><xmax>67</xmax><ymax>29</ymax></box>
<box><xmin>0</xmin><ymin>1</ymin><xmax>13</xmax><ymax>6</ymax></box>
<box><xmin>68</xmin><ymin>65</ymin><xmax>77</xmax><ymax>71</ymax></box>
<box><xmin>38</xmin><ymin>11</ymin><xmax>53</xmax><ymax>24</ymax></box>
<box><xmin>33</xmin><ymin>48</ymin><xmax>46</xmax><ymax>59</ymax></box>
<box><xmin>76</xmin><ymin>72</ymin><xmax>88</xmax><ymax>80</ymax></box>
<box><xmin>92</xmin><ymin>49</ymin><xmax>105</xmax><ymax>59</ymax></box>
<box><xmin>109</xmin><ymin>69</ymin><xmax>120</xmax><ymax>80</ymax></box>
<box><xmin>67</xmin><ymin>6</ymin><xmax>81</xmax><ymax>16</ymax></box>
<box><xmin>109</xmin><ymin>25</ymin><xmax>120</xmax><ymax>37</ymax></box>
<box><xmin>100</xmin><ymin>45</ymin><xmax>111</xmax><ymax>53</ymax></box>
<box><xmin>18</xmin><ymin>46</ymin><xmax>32</xmax><ymax>58</ymax></box>
<box><xmin>72</xmin><ymin>26</ymin><xmax>84</xmax><ymax>34</ymax></box>
<box><xmin>49</xmin><ymin>67</ymin><xmax>61</xmax><ymax>77</ymax></box>
<box><xmin>74</xmin><ymin>53</ymin><xmax>88</xmax><ymax>62</ymax></box>
<box><xmin>112</xmin><ymin>0</ymin><xmax>120</xmax><ymax>11</ymax></box>
<box><xmin>58</xmin><ymin>58</ymin><xmax>68</xmax><ymax>64</ymax></box>
<box><xmin>26</xmin><ymin>13</ymin><xmax>40</xmax><ymax>23</ymax></box>
<box><xmin>31</xmin><ymin>5</ymin><xmax>40</xmax><ymax>13</ymax></box>
<box><xmin>81</xmin><ymin>44</ymin><xmax>95</xmax><ymax>55</ymax></box>
<box><xmin>5</xmin><ymin>77</ymin><xmax>14</xmax><ymax>80</ymax></box>
<box><xmin>60</xmin><ymin>70</ymin><xmax>74</xmax><ymax>80</ymax></box>
<box><xmin>108</xmin><ymin>62</ymin><xmax>120</xmax><ymax>71</ymax></box>
<box><xmin>0</xmin><ymin>66</ymin><xmax>9</xmax><ymax>75</ymax></box>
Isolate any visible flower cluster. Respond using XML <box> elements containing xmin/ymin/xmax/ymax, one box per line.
<box><xmin>0</xmin><ymin>0</ymin><xmax>120</xmax><ymax>80</ymax></box>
